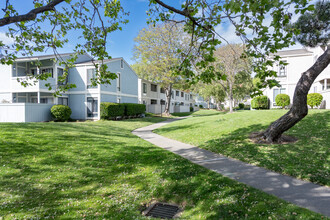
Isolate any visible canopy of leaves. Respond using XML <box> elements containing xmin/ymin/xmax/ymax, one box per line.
<box><xmin>132</xmin><ymin>22</ymin><xmax>193</xmax><ymax>90</ymax></box>
<box><xmin>293</xmin><ymin>0</ymin><xmax>330</xmax><ymax>47</ymax></box>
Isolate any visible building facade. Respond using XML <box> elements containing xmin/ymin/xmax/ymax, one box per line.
<box><xmin>138</xmin><ymin>79</ymin><xmax>195</xmax><ymax>114</ymax></box>
<box><xmin>262</xmin><ymin>47</ymin><xmax>330</xmax><ymax>109</ymax></box>
<box><xmin>0</xmin><ymin>54</ymin><xmax>139</xmax><ymax>122</ymax></box>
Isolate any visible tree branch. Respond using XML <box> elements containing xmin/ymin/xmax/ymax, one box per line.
<box><xmin>0</xmin><ymin>0</ymin><xmax>66</xmax><ymax>27</ymax></box>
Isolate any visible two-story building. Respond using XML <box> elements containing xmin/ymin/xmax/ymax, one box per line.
<box><xmin>0</xmin><ymin>54</ymin><xmax>139</xmax><ymax>122</ymax></box>
<box><xmin>262</xmin><ymin>46</ymin><xmax>330</xmax><ymax>109</ymax></box>
<box><xmin>138</xmin><ymin>79</ymin><xmax>195</xmax><ymax>114</ymax></box>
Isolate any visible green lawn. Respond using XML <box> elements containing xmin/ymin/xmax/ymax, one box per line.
<box><xmin>155</xmin><ymin>109</ymin><xmax>330</xmax><ymax>186</ymax></box>
<box><xmin>0</xmin><ymin>118</ymin><xmax>326</xmax><ymax>219</ymax></box>
<box><xmin>171</xmin><ymin>109</ymin><xmax>223</xmax><ymax>117</ymax></box>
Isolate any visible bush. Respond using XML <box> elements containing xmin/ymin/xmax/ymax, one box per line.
<box><xmin>275</xmin><ymin>94</ymin><xmax>290</xmax><ymax>109</ymax></box>
<box><xmin>199</xmin><ymin>104</ymin><xmax>203</xmax><ymax>108</ymax></box>
<box><xmin>251</xmin><ymin>95</ymin><xmax>269</xmax><ymax>109</ymax></box>
<box><xmin>51</xmin><ymin>105</ymin><xmax>72</xmax><ymax>121</ymax></box>
<box><xmin>190</xmin><ymin>106</ymin><xmax>194</xmax><ymax>112</ymax></box>
<box><xmin>101</xmin><ymin>103</ymin><xmax>146</xmax><ymax>119</ymax></box>
<box><xmin>238</xmin><ymin>103</ymin><xmax>245</xmax><ymax>109</ymax></box>
<box><xmin>100</xmin><ymin>103</ymin><xmax>125</xmax><ymax>119</ymax></box>
<box><xmin>123</xmin><ymin>103</ymin><xmax>146</xmax><ymax>116</ymax></box>
<box><xmin>307</xmin><ymin>93</ymin><xmax>323</xmax><ymax>109</ymax></box>
<box><xmin>244</xmin><ymin>105</ymin><xmax>251</xmax><ymax>110</ymax></box>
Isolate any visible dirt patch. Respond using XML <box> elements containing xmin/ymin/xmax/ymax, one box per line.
<box><xmin>249</xmin><ymin>132</ymin><xmax>298</xmax><ymax>144</ymax></box>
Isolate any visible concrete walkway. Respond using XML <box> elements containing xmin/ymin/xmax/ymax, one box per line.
<box><xmin>132</xmin><ymin>118</ymin><xmax>330</xmax><ymax>217</ymax></box>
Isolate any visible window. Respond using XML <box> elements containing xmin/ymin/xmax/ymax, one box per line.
<box><xmin>58</xmin><ymin>97</ymin><xmax>68</xmax><ymax>106</ymax></box>
<box><xmin>160</xmin><ymin>100</ymin><xmax>166</xmax><ymax>105</ymax></box>
<box><xmin>273</xmin><ymin>88</ymin><xmax>286</xmax><ymax>103</ymax></box>
<box><xmin>171</xmin><ymin>92</ymin><xmax>174</xmax><ymax>99</ymax></box>
<box><xmin>117</xmin><ymin>73</ymin><xmax>121</xmax><ymax>92</ymax></box>
<box><xmin>117</xmin><ymin>98</ymin><xmax>121</xmax><ymax>103</ymax></box>
<box><xmin>40</xmin><ymin>98</ymin><xmax>48</xmax><ymax>104</ymax></box>
<box><xmin>190</xmin><ymin>94</ymin><xmax>193</xmax><ymax>99</ymax></box>
<box><xmin>57</xmin><ymin>68</ymin><xmax>67</xmax><ymax>85</ymax></box>
<box><xmin>151</xmin><ymin>84</ymin><xmax>157</xmax><ymax>92</ymax></box>
<box><xmin>143</xmin><ymin>83</ymin><xmax>147</xmax><ymax>93</ymax></box>
<box><xmin>181</xmin><ymin>92</ymin><xmax>184</xmax><ymax>97</ymax></box>
<box><xmin>87</xmin><ymin>69</ymin><xmax>97</xmax><ymax>89</ymax></box>
<box><xmin>13</xmin><ymin>62</ymin><xmax>27</xmax><ymax>77</ymax></box>
<box><xmin>160</xmin><ymin>87</ymin><xmax>165</xmax><ymax>93</ymax></box>
<box><xmin>120</xmin><ymin>59</ymin><xmax>124</xmax><ymax>68</ymax></box>
<box><xmin>278</xmin><ymin>60</ymin><xmax>287</xmax><ymax>77</ymax></box>
<box><xmin>176</xmin><ymin>91</ymin><xmax>179</xmax><ymax>96</ymax></box>
<box><xmin>87</xmin><ymin>97</ymin><xmax>98</xmax><ymax>117</ymax></box>
<box><xmin>314</xmin><ymin>86</ymin><xmax>317</xmax><ymax>93</ymax></box>
<box><xmin>151</xmin><ymin>99</ymin><xmax>157</xmax><ymax>104</ymax></box>
<box><xmin>41</xmin><ymin>68</ymin><xmax>54</xmax><ymax>78</ymax></box>
<box><xmin>31</xmin><ymin>69</ymin><xmax>38</xmax><ymax>76</ymax></box>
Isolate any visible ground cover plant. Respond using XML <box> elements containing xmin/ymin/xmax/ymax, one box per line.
<box><xmin>0</xmin><ymin>118</ymin><xmax>326</xmax><ymax>219</ymax></box>
<box><xmin>155</xmin><ymin>110</ymin><xmax>330</xmax><ymax>186</ymax></box>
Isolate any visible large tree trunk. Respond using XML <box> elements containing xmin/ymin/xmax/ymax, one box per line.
<box><xmin>164</xmin><ymin>84</ymin><xmax>172</xmax><ymax>116</ymax></box>
<box><xmin>262</xmin><ymin>47</ymin><xmax>330</xmax><ymax>143</ymax></box>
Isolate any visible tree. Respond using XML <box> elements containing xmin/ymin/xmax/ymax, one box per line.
<box><xmin>132</xmin><ymin>23</ymin><xmax>193</xmax><ymax>116</ymax></box>
<box><xmin>213</xmin><ymin>44</ymin><xmax>252</xmax><ymax>113</ymax></box>
<box><xmin>0</xmin><ymin>0</ymin><xmax>128</xmax><ymax>95</ymax></box>
<box><xmin>148</xmin><ymin>0</ymin><xmax>329</xmax><ymax>143</ymax></box>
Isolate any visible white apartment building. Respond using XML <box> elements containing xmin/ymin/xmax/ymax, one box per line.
<box><xmin>263</xmin><ymin>46</ymin><xmax>330</xmax><ymax>109</ymax></box>
<box><xmin>138</xmin><ymin>79</ymin><xmax>195</xmax><ymax>114</ymax></box>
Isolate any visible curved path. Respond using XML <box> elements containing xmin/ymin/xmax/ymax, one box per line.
<box><xmin>132</xmin><ymin>117</ymin><xmax>330</xmax><ymax>217</ymax></box>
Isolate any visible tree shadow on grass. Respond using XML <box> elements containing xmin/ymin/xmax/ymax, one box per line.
<box><xmin>200</xmin><ymin>110</ymin><xmax>330</xmax><ymax>186</ymax></box>
<box><xmin>0</xmin><ymin>117</ymin><xmax>326</xmax><ymax>219</ymax></box>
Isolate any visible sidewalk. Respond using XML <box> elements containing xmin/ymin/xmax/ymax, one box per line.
<box><xmin>132</xmin><ymin>118</ymin><xmax>330</xmax><ymax>217</ymax></box>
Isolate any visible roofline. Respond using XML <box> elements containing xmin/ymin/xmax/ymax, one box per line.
<box><xmin>15</xmin><ymin>52</ymin><xmax>77</xmax><ymax>62</ymax></box>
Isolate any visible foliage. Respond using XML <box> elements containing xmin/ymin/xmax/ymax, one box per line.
<box><xmin>50</xmin><ymin>104</ymin><xmax>71</xmax><ymax>121</ymax></box>
<box><xmin>100</xmin><ymin>102</ymin><xmax>125</xmax><ymax>119</ymax></box>
<box><xmin>307</xmin><ymin>93</ymin><xmax>323</xmax><ymax>109</ymax></box>
<box><xmin>0</xmin><ymin>0</ymin><xmax>129</xmax><ymax>95</ymax></box>
<box><xmin>293</xmin><ymin>1</ymin><xmax>330</xmax><ymax>47</ymax></box>
<box><xmin>190</xmin><ymin>106</ymin><xmax>194</xmax><ymax>112</ymax></box>
<box><xmin>199</xmin><ymin>104</ymin><xmax>203</xmax><ymax>108</ymax></box>
<box><xmin>101</xmin><ymin>103</ymin><xmax>146</xmax><ymax>119</ymax></box>
<box><xmin>0</xmin><ymin>119</ymin><xmax>323</xmax><ymax>219</ymax></box>
<box><xmin>275</xmin><ymin>94</ymin><xmax>290</xmax><ymax>109</ymax></box>
<box><xmin>148</xmin><ymin>0</ymin><xmax>314</xmax><ymax>95</ymax></box>
<box><xmin>132</xmin><ymin>22</ymin><xmax>194</xmax><ymax>114</ymax></box>
<box><xmin>251</xmin><ymin>96</ymin><xmax>269</xmax><ymax>109</ymax></box>
<box><xmin>238</xmin><ymin>103</ymin><xmax>245</xmax><ymax>109</ymax></box>
<box><xmin>155</xmin><ymin>110</ymin><xmax>330</xmax><ymax>186</ymax></box>
<box><xmin>123</xmin><ymin>103</ymin><xmax>146</xmax><ymax>116</ymax></box>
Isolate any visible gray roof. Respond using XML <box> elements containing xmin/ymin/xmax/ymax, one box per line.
<box><xmin>75</xmin><ymin>57</ymin><xmax>122</xmax><ymax>65</ymax></box>
<box><xmin>16</xmin><ymin>52</ymin><xmax>75</xmax><ymax>61</ymax></box>
<box><xmin>275</xmin><ymin>48</ymin><xmax>313</xmax><ymax>56</ymax></box>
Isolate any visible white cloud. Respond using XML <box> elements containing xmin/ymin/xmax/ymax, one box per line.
<box><xmin>0</xmin><ymin>32</ymin><xmax>14</xmax><ymax>45</ymax></box>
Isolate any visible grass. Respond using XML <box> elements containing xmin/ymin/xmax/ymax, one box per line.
<box><xmin>155</xmin><ymin>109</ymin><xmax>330</xmax><ymax>186</ymax></box>
<box><xmin>0</xmin><ymin>118</ymin><xmax>326</xmax><ymax>219</ymax></box>
<box><xmin>171</xmin><ymin>109</ymin><xmax>223</xmax><ymax>117</ymax></box>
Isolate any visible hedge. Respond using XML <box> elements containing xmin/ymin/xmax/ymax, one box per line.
<box><xmin>123</xmin><ymin>103</ymin><xmax>146</xmax><ymax>116</ymax></box>
<box><xmin>238</xmin><ymin>103</ymin><xmax>245</xmax><ymax>109</ymax></box>
<box><xmin>101</xmin><ymin>102</ymin><xmax>146</xmax><ymax>119</ymax></box>
<box><xmin>275</xmin><ymin>94</ymin><xmax>290</xmax><ymax>109</ymax></box>
<box><xmin>51</xmin><ymin>105</ymin><xmax>72</xmax><ymax>121</ymax></box>
<box><xmin>307</xmin><ymin>93</ymin><xmax>323</xmax><ymax>109</ymax></box>
<box><xmin>251</xmin><ymin>95</ymin><xmax>269</xmax><ymax>109</ymax></box>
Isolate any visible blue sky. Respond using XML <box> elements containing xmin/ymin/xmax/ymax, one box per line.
<box><xmin>0</xmin><ymin>0</ymin><xmax>309</xmax><ymax>65</ymax></box>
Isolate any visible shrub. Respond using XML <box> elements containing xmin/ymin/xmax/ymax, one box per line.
<box><xmin>123</xmin><ymin>103</ymin><xmax>146</xmax><ymax>116</ymax></box>
<box><xmin>190</xmin><ymin>106</ymin><xmax>194</xmax><ymax>112</ymax></box>
<box><xmin>251</xmin><ymin>95</ymin><xmax>269</xmax><ymax>109</ymax></box>
<box><xmin>199</xmin><ymin>104</ymin><xmax>203</xmax><ymax>108</ymax></box>
<box><xmin>244</xmin><ymin>105</ymin><xmax>251</xmax><ymax>110</ymax></box>
<box><xmin>238</xmin><ymin>103</ymin><xmax>245</xmax><ymax>109</ymax></box>
<box><xmin>101</xmin><ymin>103</ymin><xmax>146</xmax><ymax>119</ymax></box>
<box><xmin>51</xmin><ymin>105</ymin><xmax>72</xmax><ymax>122</ymax></box>
<box><xmin>100</xmin><ymin>103</ymin><xmax>125</xmax><ymax>119</ymax></box>
<box><xmin>307</xmin><ymin>93</ymin><xmax>323</xmax><ymax>109</ymax></box>
<box><xmin>275</xmin><ymin>94</ymin><xmax>290</xmax><ymax>109</ymax></box>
